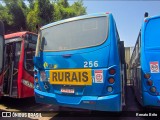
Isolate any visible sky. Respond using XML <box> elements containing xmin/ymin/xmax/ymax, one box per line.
<box><xmin>69</xmin><ymin>0</ymin><xmax>160</xmax><ymax>47</ymax></box>
<box><xmin>1</xmin><ymin>0</ymin><xmax>160</xmax><ymax>47</ymax></box>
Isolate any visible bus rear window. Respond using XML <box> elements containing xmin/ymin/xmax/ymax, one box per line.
<box><xmin>145</xmin><ymin>18</ymin><xmax>160</xmax><ymax>49</ymax></box>
<box><xmin>41</xmin><ymin>16</ymin><xmax>108</xmax><ymax>51</ymax></box>
<box><xmin>25</xmin><ymin>33</ymin><xmax>37</xmax><ymax>43</ymax></box>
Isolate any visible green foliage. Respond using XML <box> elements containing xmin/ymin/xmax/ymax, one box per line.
<box><xmin>28</xmin><ymin>0</ymin><xmax>34</xmax><ymax>9</ymax></box>
<box><xmin>27</xmin><ymin>0</ymin><xmax>41</xmax><ymax>32</ymax></box>
<box><xmin>71</xmin><ymin>0</ymin><xmax>86</xmax><ymax>16</ymax></box>
<box><xmin>0</xmin><ymin>4</ymin><xmax>13</xmax><ymax>25</ymax></box>
<box><xmin>1</xmin><ymin>0</ymin><xmax>27</xmax><ymax>33</ymax></box>
<box><xmin>53</xmin><ymin>0</ymin><xmax>86</xmax><ymax>21</ymax></box>
<box><xmin>0</xmin><ymin>0</ymin><xmax>87</xmax><ymax>33</ymax></box>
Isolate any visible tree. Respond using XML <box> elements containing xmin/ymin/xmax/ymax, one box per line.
<box><xmin>0</xmin><ymin>4</ymin><xmax>13</xmax><ymax>25</ymax></box>
<box><xmin>71</xmin><ymin>0</ymin><xmax>86</xmax><ymax>16</ymax></box>
<box><xmin>27</xmin><ymin>0</ymin><xmax>34</xmax><ymax>9</ymax></box>
<box><xmin>0</xmin><ymin>0</ymin><xmax>87</xmax><ymax>33</ymax></box>
<box><xmin>38</xmin><ymin>0</ymin><xmax>54</xmax><ymax>24</ymax></box>
<box><xmin>0</xmin><ymin>3</ymin><xmax>13</xmax><ymax>33</ymax></box>
<box><xmin>27</xmin><ymin>0</ymin><xmax>54</xmax><ymax>32</ymax></box>
<box><xmin>27</xmin><ymin>1</ymin><xmax>41</xmax><ymax>32</ymax></box>
<box><xmin>53</xmin><ymin>0</ymin><xmax>73</xmax><ymax>21</ymax></box>
<box><xmin>53</xmin><ymin>0</ymin><xmax>86</xmax><ymax>21</ymax></box>
<box><xmin>57</xmin><ymin>0</ymin><xmax>69</xmax><ymax>8</ymax></box>
<box><xmin>2</xmin><ymin>0</ymin><xmax>27</xmax><ymax>33</ymax></box>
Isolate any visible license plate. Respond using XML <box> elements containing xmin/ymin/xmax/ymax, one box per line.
<box><xmin>49</xmin><ymin>69</ymin><xmax>92</xmax><ymax>85</ymax></box>
<box><xmin>61</xmin><ymin>88</ymin><xmax>74</xmax><ymax>94</ymax></box>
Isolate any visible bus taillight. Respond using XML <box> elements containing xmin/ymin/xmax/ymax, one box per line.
<box><xmin>109</xmin><ymin>68</ymin><xmax>116</xmax><ymax>75</ymax></box>
<box><xmin>34</xmin><ymin>70</ymin><xmax>38</xmax><ymax>75</ymax></box>
<box><xmin>108</xmin><ymin>77</ymin><xmax>115</xmax><ymax>84</ymax></box>
<box><xmin>150</xmin><ymin>86</ymin><xmax>156</xmax><ymax>93</ymax></box>
<box><xmin>146</xmin><ymin>80</ymin><xmax>153</xmax><ymax>86</ymax></box>
<box><xmin>107</xmin><ymin>86</ymin><xmax>113</xmax><ymax>92</ymax></box>
<box><xmin>34</xmin><ymin>70</ymin><xmax>38</xmax><ymax>82</ymax></box>
<box><xmin>144</xmin><ymin>19</ymin><xmax>148</xmax><ymax>22</ymax></box>
<box><xmin>35</xmin><ymin>77</ymin><xmax>38</xmax><ymax>82</ymax></box>
<box><xmin>144</xmin><ymin>73</ymin><xmax>150</xmax><ymax>79</ymax></box>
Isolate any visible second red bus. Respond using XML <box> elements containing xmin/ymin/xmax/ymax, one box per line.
<box><xmin>2</xmin><ymin>31</ymin><xmax>37</xmax><ymax>98</ymax></box>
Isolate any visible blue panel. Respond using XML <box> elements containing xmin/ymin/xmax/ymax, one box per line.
<box><xmin>143</xmin><ymin>92</ymin><xmax>160</xmax><ymax>107</ymax></box>
<box><xmin>35</xmin><ymin>89</ymin><xmax>121</xmax><ymax>111</ymax></box>
<box><xmin>42</xmin><ymin>45</ymin><xmax>110</xmax><ymax>69</ymax></box>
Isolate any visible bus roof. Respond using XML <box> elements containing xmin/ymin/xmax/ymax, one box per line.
<box><xmin>5</xmin><ymin>31</ymin><xmax>37</xmax><ymax>40</ymax></box>
<box><xmin>41</xmin><ymin>13</ymin><xmax>111</xmax><ymax>30</ymax></box>
<box><xmin>144</xmin><ymin>15</ymin><xmax>160</xmax><ymax>23</ymax></box>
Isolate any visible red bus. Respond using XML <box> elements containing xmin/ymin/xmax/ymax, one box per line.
<box><xmin>2</xmin><ymin>31</ymin><xmax>37</xmax><ymax>98</ymax></box>
<box><xmin>0</xmin><ymin>21</ymin><xmax>5</xmax><ymax>98</ymax></box>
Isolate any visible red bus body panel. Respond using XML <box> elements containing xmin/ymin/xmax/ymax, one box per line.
<box><xmin>5</xmin><ymin>31</ymin><xmax>37</xmax><ymax>39</ymax></box>
<box><xmin>4</xmin><ymin>31</ymin><xmax>36</xmax><ymax>98</ymax></box>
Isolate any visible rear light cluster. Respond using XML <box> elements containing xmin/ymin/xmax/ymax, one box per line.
<box><xmin>34</xmin><ymin>70</ymin><xmax>40</xmax><ymax>90</ymax></box>
<box><xmin>150</xmin><ymin>86</ymin><xmax>156</xmax><ymax>93</ymax></box>
<box><xmin>144</xmin><ymin>73</ymin><xmax>150</xmax><ymax>79</ymax></box>
<box><xmin>34</xmin><ymin>70</ymin><xmax>49</xmax><ymax>90</ymax></box>
<box><xmin>34</xmin><ymin>70</ymin><xmax>38</xmax><ymax>82</ymax></box>
<box><xmin>107</xmin><ymin>68</ymin><xmax>116</xmax><ymax>92</ymax></box>
<box><xmin>108</xmin><ymin>77</ymin><xmax>115</xmax><ymax>84</ymax></box>
<box><xmin>107</xmin><ymin>86</ymin><xmax>113</xmax><ymax>92</ymax></box>
<box><xmin>108</xmin><ymin>68</ymin><xmax>116</xmax><ymax>84</ymax></box>
<box><xmin>144</xmin><ymin>73</ymin><xmax>156</xmax><ymax>93</ymax></box>
<box><xmin>109</xmin><ymin>68</ymin><xmax>116</xmax><ymax>75</ymax></box>
<box><xmin>146</xmin><ymin>80</ymin><xmax>153</xmax><ymax>86</ymax></box>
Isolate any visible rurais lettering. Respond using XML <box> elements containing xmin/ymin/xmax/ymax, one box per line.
<box><xmin>52</xmin><ymin>72</ymin><xmax>89</xmax><ymax>82</ymax></box>
<box><xmin>82</xmin><ymin>72</ymin><xmax>88</xmax><ymax>82</ymax></box>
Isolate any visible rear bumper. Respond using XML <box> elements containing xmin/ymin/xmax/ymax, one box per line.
<box><xmin>34</xmin><ymin>89</ymin><xmax>121</xmax><ymax>111</ymax></box>
<box><xmin>143</xmin><ymin>92</ymin><xmax>160</xmax><ymax>107</ymax></box>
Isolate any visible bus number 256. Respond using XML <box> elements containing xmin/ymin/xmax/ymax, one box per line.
<box><xmin>84</xmin><ymin>61</ymin><xmax>99</xmax><ymax>68</ymax></box>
